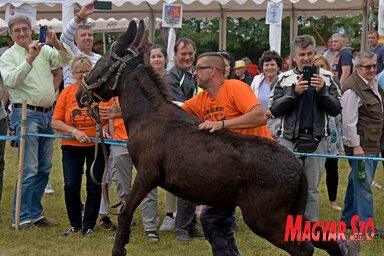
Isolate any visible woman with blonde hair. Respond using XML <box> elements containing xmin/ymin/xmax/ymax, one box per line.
<box><xmin>313</xmin><ymin>54</ymin><xmax>331</xmax><ymax>71</ymax></box>
<box><xmin>52</xmin><ymin>53</ymin><xmax>110</xmax><ymax>236</ymax></box>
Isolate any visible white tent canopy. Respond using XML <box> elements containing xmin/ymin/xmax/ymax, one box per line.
<box><xmin>0</xmin><ymin>0</ymin><xmax>378</xmax><ymax>50</ymax></box>
<box><xmin>34</xmin><ymin>18</ymin><xmax>133</xmax><ymax>33</ymax></box>
<box><xmin>0</xmin><ymin>18</ymin><xmax>138</xmax><ymax>34</ymax></box>
<box><xmin>0</xmin><ymin>0</ymin><xmax>377</xmax><ymax>20</ymax></box>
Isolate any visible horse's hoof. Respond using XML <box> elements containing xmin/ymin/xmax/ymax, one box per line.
<box><xmin>112</xmin><ymin>248</ymin><xmax>126</xmax><ymax>256</ymax></box>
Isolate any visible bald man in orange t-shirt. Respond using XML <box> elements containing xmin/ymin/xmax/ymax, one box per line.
<box><xmin>182</xmin><ymin>52</ymin><xmax>272</xmax><ymax>256</ymax></box>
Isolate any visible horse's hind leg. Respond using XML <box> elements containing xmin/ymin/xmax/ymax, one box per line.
<box><xmin>239</xmin><ymin>200</ymin><xmax>314</xmax><ymax>256</ymax></box>
<box><xmin>112</xmin><ymin>171</ymin><xmax>158</xmax><ymax>256</ymax></box>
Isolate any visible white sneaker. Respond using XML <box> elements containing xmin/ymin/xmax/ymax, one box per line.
<box><xmin>44</xmin><ymin>184</ymin><xmax>54</xmax><ymax>195</ymax></box>
<box><xmin>371</xmin><ymin>181</ymin><xmax>384</xmax><ymax>190</ymax></box>
<box><xmin>159</xmin><ymin>216</ymin><xmax>175</xmax><ymax>231</ymax></box>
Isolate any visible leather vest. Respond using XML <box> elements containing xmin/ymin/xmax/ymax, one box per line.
<box><xmin>342</xmin><ymin>72</ymin><xmax>384</xmax><ymax>153</ymax></box>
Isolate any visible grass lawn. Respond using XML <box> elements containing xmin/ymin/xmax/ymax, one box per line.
<box><xmin>0</xmin><ymin>140</ymin><xmax>383</xmax><ymax>255</ymax></box>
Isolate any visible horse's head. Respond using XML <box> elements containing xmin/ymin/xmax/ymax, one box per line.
<box><xmin>76</xmin><ymin>19</ymin><xmax>145</xmax><ymax>108</ymax></box>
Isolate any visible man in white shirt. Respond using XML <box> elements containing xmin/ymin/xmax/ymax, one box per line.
<box><xmin>60</xmin><ymin>1</ymin><xmax>100</xmax><ymax>87</ymax></box>
<box><xmin>341</xmin><ymin>51</ymin><xmax>384</xmax><ymax>233</ymax></box>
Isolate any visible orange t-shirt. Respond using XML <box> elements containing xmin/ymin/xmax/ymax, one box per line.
<box><xmin>112</xmin><ymin>98</ymin><xmax>128</xmax><ymax>140</ymax></box>
<box><xmin>183</xmin><ymin>79</ymin><xmax>272</xmax><ymax>139</ymax></box>
<box><xmin>53</xmin><ymin>82</ymin><xmax>111</xmax><ymax>146</ymax></box>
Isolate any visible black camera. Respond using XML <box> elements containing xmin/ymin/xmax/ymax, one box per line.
<box><xmin>94</xmin><ymin>1</ymin><xmax>112</xmax><ymax>10</ymax></box>
<box><xmin>38</xmin><ymin>25</ymin><xmax>47</xmax><ymax>43</ymax></box>
<box><xmin>302</xmin><ymin>65</ymin><xmax>319</xmax><ymax>86</ymax></box>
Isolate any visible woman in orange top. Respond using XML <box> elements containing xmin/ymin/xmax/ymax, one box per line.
<box><xmin>52</xmin><ymin>53</ymin><xmax>109</xmax><ymax>237</ymax></box>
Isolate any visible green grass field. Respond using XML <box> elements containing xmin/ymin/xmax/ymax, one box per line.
<box><xmin>0</xmin><ymin>140</ymin><xmax>383</xmax><ymax>256</ymax></box>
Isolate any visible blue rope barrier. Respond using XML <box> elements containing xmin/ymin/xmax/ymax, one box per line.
<box><xmin>0</xmin><ymin>133</ymin><xmax>127</xmax><ymax>146</ymax></box>
<box><xmin>293</xmin><ymin>152</ymin><xmax>384</xmax><ymax>161</ymax></box>
<box><xmin>27</xmin><ymin>133</ymin><xmax>127</xmax><ymax>146</ymax></box>
<box><xmin>0</xmin><ymin>133</ymin><xmax>383</xmax><ymax>161</ymax></box>
<box><xmin>0</xmin><ymin>135</ymin><xmax>17</xmax><ymax>140</ymax></box>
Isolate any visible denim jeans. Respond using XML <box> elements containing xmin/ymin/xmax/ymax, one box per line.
<box><xmin>62</xmin><ymin>145</ymin><xmax>106</xmax><ymax>231</ymax></box>
<box><xmin>10</xmin><ymin>108</ymin><xmax>54</xmax><ymax>224</ymax></box>
<box><xmin>340</xmin><ymin>154</ymin><xmax>378</xmax><ymax>227</ymax></box>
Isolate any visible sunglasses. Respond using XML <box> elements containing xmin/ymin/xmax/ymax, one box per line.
<box><xmin>359</xmin><ymin>64</ymin><xmax>377</xmax><ymax>71</ymax></box>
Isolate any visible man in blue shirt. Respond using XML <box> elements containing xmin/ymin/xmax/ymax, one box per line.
<box><xmin>368</xmin><ymin>31</ymin><xmax>384</xmax><ymax>74</ymax></box>
<box><xmin>331</xmin><ymin>33</ymin><xmax>353</xmax><ymax>87</ymax></box>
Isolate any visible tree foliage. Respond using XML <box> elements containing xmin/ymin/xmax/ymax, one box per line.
<box><xmin>150</xmin><ymin>14</ymin><xmax>363</xmax><ymax>64</ymax></box>
<box><xmin>0</xmin><ymin>14</ymin><xmax>365</xmax><ymax>64</ymax></box>
<box><xmin>298</xmin><ymin>14</ymin><xmax>363</xmax><ymax>50</ymax></box>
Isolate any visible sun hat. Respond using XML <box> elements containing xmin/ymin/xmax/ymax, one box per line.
<box><xmin>234</xmin><ymin>60</ymin><xmax>246</xmax><ymax>69</ymax></box>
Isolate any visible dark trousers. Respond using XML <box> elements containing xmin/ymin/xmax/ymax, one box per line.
<box><xmin>0</xmin><ymin>117</ymin><xmax>7</xmax><ymax>204</ymax></box>
<box><xmin>175</xmin><ymin>197</ymin><xmax>197</xmax><ymax>235</ymax></box>
<box><xmin>62</xmin><ymin>145</ymin><xmax>106</xmax><ymax>231</ymax></box>
<box><xmin>200</xmin><ymin>205</ymin><xmax>240</xmax><ymax>256</ymax></box>
<box><xmin>325</xmin><ymin>158</ymin><xmax>339</xmax><ymax>202</ymax></box>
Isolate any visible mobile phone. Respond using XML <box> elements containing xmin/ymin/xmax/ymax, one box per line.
<box><xmin>38</xmin><ymin>25</ymin><xmax>47</xmax><ymax>43</ymax></box>
<box><xmin>94</xmin><ymin>1</ymin><xmax>112</xmax><ymax>10</ymax></box>
<box><xmin>302</xmin><ymin>65</ymin><xmax>319</xmax><ymax>86</ymax></box>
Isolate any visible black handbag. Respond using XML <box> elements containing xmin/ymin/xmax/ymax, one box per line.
<box><xmin>293</xmin><ymin>133</ymin><xmax>319</xmax><ymax>153</ymax></box>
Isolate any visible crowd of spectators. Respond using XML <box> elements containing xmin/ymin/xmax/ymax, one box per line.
<box><xmin>0</xmin><ymin>2</ymin><xmax>383</xmax><ymax>256</ymax></box>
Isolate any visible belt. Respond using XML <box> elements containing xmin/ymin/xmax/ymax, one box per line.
<box><xmin>13</xmin><ymin>103</ymin><xmax>52</xmax><ymax>113</ymax></box>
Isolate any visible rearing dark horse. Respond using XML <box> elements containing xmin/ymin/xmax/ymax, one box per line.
<box><xmin>76</xmin><ymin>20</ymin><xmax>345</xmax><ymax>256</ymax></box>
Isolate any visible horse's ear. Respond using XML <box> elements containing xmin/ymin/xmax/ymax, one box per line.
<box><xmin>115</xmin><ymin>20</ymin><xmax>137</xmax><ymax>54</ymax></box>
<box><xmin>131</xmin><ymin>20</ymin><xmax>145</xmax><ymax>48</ymax></box>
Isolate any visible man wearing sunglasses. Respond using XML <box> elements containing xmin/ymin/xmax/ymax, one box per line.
<box><xmin>341</xmin><ymin>51</ymin><xmax>384</xmax><ymax>234</ymax></box>
<box><xmin>183</xmin><ymin>52</ymin><xmax>272</xmax><ymax>255</ymax></box>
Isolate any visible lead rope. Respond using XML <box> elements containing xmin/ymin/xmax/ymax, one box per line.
<box><xmin>87</xmin><ymin>104</ymin><xmax>127</xmax><ymax>215</ymax></box>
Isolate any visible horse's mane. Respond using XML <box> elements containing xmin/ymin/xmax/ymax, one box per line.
<box><xmin>128</xmin><ymin>51</ymin><xmax>173</xmax><ymax>106</ymax></box>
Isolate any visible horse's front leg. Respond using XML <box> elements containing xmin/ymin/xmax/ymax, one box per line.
<box><xmin>112</xmin><ymin>173</ymin><xmax>158</xmax><ymax>256</ymax></box>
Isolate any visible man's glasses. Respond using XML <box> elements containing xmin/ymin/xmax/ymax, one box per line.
<box><xmin>196</xmin><ymin>65</ymin><xmax>213</xmax><ymax>71</ymax></box>
<box><xmin>359</xmin><ymin>64</ymin><xmax>377</xmax><ymax>71</ymax></box>
<box><xmin>12</xmin><ymin>27</ymin><xmax>30</xmax><ymax>34</ymax></box>
<box><xmin>195</xmin><ymin>65</ymin><xmax>221</xmax><ymax>72</ymax></box>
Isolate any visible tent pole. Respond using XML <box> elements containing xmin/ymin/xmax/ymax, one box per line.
<box><xmin>289</xmin><ymin>3</ymin><xmax>297</xmax><ymax>53</ymax></box>
<box><xmin>218</xmin><ymin>4</ymin><xmax>227</xmax><ymax>50</ymax></box>
<box><xmin>219</xmin><ymin>13</ymin><xmax>227</xmax><ymax>50</ymax></box>
<box><xmin>102</xmin><ymin>32</ymin><xmax>106</xmax><ymax>53</ymax></box>
<box><xmin>361</xmin><ymin>0</ymin><xmax>369</xmax><ymax>51</ymax></box>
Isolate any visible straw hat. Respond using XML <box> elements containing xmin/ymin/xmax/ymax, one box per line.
<box><xmin>234</xmin><ymin>60</ymin><xmax>246</xmax><ymax>69</ymax></box>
